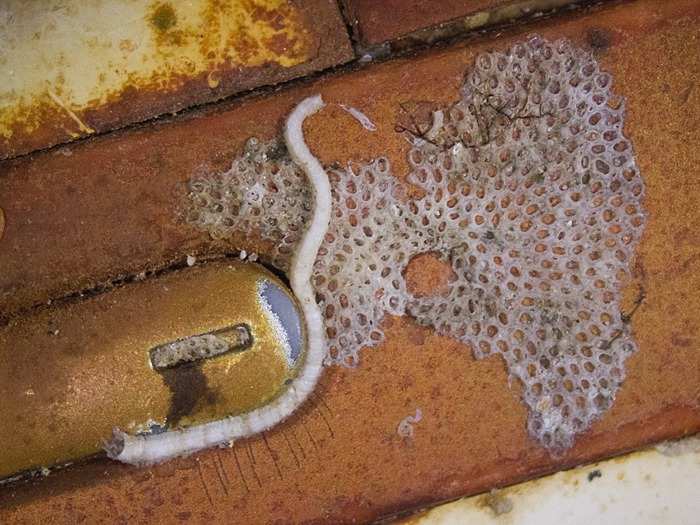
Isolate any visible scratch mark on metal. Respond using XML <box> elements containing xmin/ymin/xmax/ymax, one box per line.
<box><xmin>316</xmin><ymin>405</ymin><xmax>335</xmax><ymax>438</ymax></box>
<box><xmin>246</xmin><ymin>442</ymin><xmax>263</xmax><ymax>487</ymax></box>
<box><xmin>46</xmin><ymin>89</ymin><xmax>95</xmax><ymax>135</ymax></box>
<box><xmin>232</xmin><ymin>446</ymin><xmax>250</xmax><ymax>493</ymax></box>
<box><xmin>282</xmin><ymin>429</ymin><xmax>301</xmax><ymax>468</ymax></box>
<box><xmin>319</xmin><ymin>396</ymin><xmax>334</xmax><ymax>415</ymax></box>
<box><xmin>312</xmin><ymin>394</ymin><xmax>335</xmax><ymax>438</ymax></box>
<box><xmin>246</xmin><ymin>441</ymin><xmax>256</xmax><ymax>464</ymax></box>
<box><xmin>213</xmin><ymin>453</ymin><xmax>229</xmax><ymax>496</ymax></box>
<box><xmin>680</xmin><ymin>83</ymin><xmax>694</xmax><ymax>104</ymax></box>
<box><xmin>262</xmin><ymin>432</ymin><xmax>283</xmax><ymax>480</ymax></box>
<box><xmin>291</xmin><ymin>429</ymin><xmax>307</xmax><ymax>459</ymax></box>
<box><xmin>196</xmin><ymin>459</ymin><xmax>214</xmax><ymax>506</ymax></box>
<box><xmin>301</xmin><ymin>418</ymin><xmax>320</xmax><ymax>451</ymax></box>
<box><xmin>216</xmin><ymin>450</ymin><xmax>230</xmax><ymax>485</ymax></box>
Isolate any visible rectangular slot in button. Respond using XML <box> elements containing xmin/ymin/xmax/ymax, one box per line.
<box><xmin>149</xmin><ymin>324</ymin><xmax>252</xmax><ymax>370</ymax></box>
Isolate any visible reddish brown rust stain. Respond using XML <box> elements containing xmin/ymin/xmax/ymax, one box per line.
<box><xmin>670</xmin><ymin>333</ymin><xmax>693</xmax><ymax>348</ymax></box>
<box><xmin>586</xmin><ymin>26</ymin><xmax>613</xmax><ymax>52</ymax></box>
<box><xmin>252</xmin><ymin>2</ymin><xmax>288</xmax><ymax>30</ymax></box>
<box><xmin>395</xmin><ymin>100</ymin><xmax>443</xmax><ymax>142</ymax></box>
<box><xmin>265</xmin><ymin>32</ymin><xmax>301</xmax><ymax>57</ymax></box>
<box><xmin>0</xmin><ymin>0</ymin><xmax>699</xmax><ymax>523</ymax></box>
<box><xmin>405</xmin><ymin>253</ymin><xmax>456</xmax><ymax>298</ymax></box>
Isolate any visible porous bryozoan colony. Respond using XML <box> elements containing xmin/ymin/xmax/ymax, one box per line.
<box><xmin>185</xmin><ymin>36</ymin><xmax>646</xmax><ymax>450</ymax></box>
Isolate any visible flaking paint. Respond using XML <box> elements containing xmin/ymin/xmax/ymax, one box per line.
<box><xmin>0</xmin><ymin>0</ymin><xmax>314</xmax><ymax>157</ymax></box>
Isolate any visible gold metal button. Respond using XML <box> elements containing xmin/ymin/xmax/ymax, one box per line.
<box><xmin>0</xmin><ymin>260</ymin><xmax>305</xmax><ymax>480</ymax></box>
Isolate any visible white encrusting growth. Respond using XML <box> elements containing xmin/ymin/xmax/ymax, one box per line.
<box><xmin>397</xmin><ymin>408</ymin><xmax>423</xmax><ymax>439</ymax></box>
<box><xmin>185</xmin><ymin>36</ymin><xmax>646</xmax><ymax>452</ymax></box>
<box><xmin>425</xmin><ymin>110</ymin><xmax>444</xmax><ymax>141</ymax></box>
<box><xmin>339</xmin><ymin>103</ymin><xmax>377</xmax><ymax>131</ymax></box>
<box><xmin>107</xmin><ymin>95</ymin><xmax>329</xmax><ymax>465</ymax></box>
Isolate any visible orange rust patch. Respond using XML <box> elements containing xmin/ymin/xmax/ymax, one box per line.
<box><xmin>266</xmin><ymin>32</ymin><xmax>302</xmax><ymax>57</ymax></box>
<box><xmin>405</xmin><ymin>252</ymin><xmax>456</xmax><ymax>298</ymax></box>
<box><xmin>0</xmin><ymin>0</ymin><xmax>346</xmax><ymax>160</ymax></box>
<box><xmin>0</xmin><ymin>1</ymin><xmax>699</xmax><ymax>523</ymax></box>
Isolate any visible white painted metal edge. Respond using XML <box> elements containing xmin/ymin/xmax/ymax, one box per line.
<box><xmin>399</xmin><ymin>435</ymin><xmax>700</xmax><ymax>525</ymax></box>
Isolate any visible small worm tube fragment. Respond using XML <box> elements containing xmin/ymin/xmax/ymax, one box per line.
<box><xmin>339</xmin><ymin>103</ymin><xmax>377</xmax><ymax>131</ymax></box>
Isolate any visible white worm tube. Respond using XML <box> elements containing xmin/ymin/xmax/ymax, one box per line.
<box><xmin>338</xmin><ymin>103</ymin><xmax>377</xmax><ymax>131</ymax></box>
<box><xmin>108</xmin><ymin>95</ymin><xmax>329</xmax><ymax>465</ymax></box>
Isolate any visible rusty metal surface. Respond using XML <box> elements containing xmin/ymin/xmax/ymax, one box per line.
<box><xmin>342</xmin><ymin>0</ymin><xmax>509</xmax><ymax>46</ymax></box>
<box><xmin>1</xmin><ymin>0</ymin><xmax>700</xmax><ymax>522</ymax></box>
<box><xmin>396</xmin><ymin>438</ymin><xmax>700</xmax><ymax>524</ymax></box>
<box><xmin>341</xmin><ymin>0</ymin><xmax>584</xmax><ymax>48</ymax></box>
<box><xmin>0</xmin><ymin>0</ymin><xmax>353</xmax><ymax>160</ymax></box>
<box><xmin>0</xmin><ymin>261</ymin><xmax>305</xmax><ymax>479</ymax></box>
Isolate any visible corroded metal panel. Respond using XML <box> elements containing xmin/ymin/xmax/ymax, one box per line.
<box><xmin>0</xmin><ymin>0</ymin><xmax>699</xmax><ymax>523</ymax></box>
<box><xmin>341</xmin><ymin>0</ymin><xmax>584</xmax><ymax>47</ymax></box>
<box><xmin>0</xmin><ymin>0</ymin><xmax>353</xmax><ymax>159</ymax></box>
